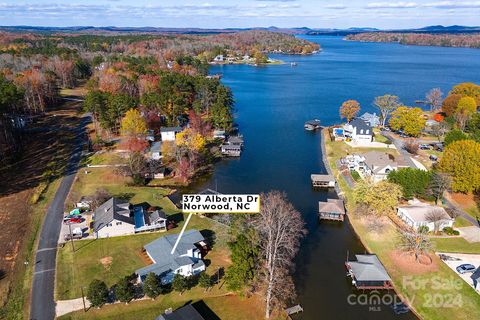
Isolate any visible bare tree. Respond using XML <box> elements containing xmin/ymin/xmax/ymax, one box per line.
<box><xmin>425</xmin><ymin>208</ymin><xmax>446</xmax><ymax>234</ymax></box>
<box><xmin>252</xmin><ymin>191</ymin><xmax>306</xmax><ymax>319</ymax></box>
<box><xmin>91</xmin><ymin>188</ymin><xmax>111</xmax><ymax>210</ymax></box>
<box><xmin>373</xmin><ymin>94</ymin><xmax>401</xmax><ymax>127</ymax></box>
<box><xmin>425</xmin><ymin>88</ymin><xmax>443</xmax><ymax>112</ymax></box>
<box><xmin>431</xmin><ymin>122</ymin><xmax>448</xmax><ymax>142</ymax></box>
<box><xmin>399</xmin><ymin>229</ymin><xmax>433</xmax><ymax>263</ymax></box>
<box><xmin>429</xmin><ymin>172</ymin><xmax>452</xmax><ymax>205</ymax></box>
<box><xmin>404</xmin><ymin>138</ymin><xmax>419</xmax><ymax>154</ymax></box>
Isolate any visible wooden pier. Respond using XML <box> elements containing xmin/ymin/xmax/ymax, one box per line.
<box><xmin>285</xmin><ymin>304</ymin><xmax>303</xmax><ymax>318</ymax></box>
<box><xmin>311</xmin><ymin>174</ymin><xmax>335</xmax><ymax>188</ymax></box>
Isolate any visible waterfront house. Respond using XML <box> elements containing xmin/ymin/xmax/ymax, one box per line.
<box><xmin>156</xmin><ymin>304</ymin><xmax>206</xmax><ymax>320</ymax></box>
<box><xmin>359</xmin><ymin>112</ymin><xmax>380</xmax><ymax>127</ymax></box>
<box><xmin>149</xmin><ymin>141</ymin><xmax>162</xmax><ymax>160</ymax></box>
<box><xmin>346</xmin><ymin>254</ymin><xmax>393</xmax><ymax>289</ymax></box>
<box><xmin>160</xmin><ymin>126</ymin><xmax>182</xmax><ymax>142</ymax></box>
<box><xmin>213</xmin><ymin>130</ymin><xmax>226</xmax><ymax>139</ymax></box>
<box><xmin>221</xmin><ymin>144</ymin><xmax>241</xmax><ymax>156</ymax></box>
<box><xmin>344</xmin><ymin>118</ymin><xmax>373</xmax><ymax>143</ymax></box>
<box><xmin>396</xmin><ymin>201</ymin><xmax>453</xmax><ymax>232</ymax></box>
<box><xmin>226</xmin><ymin>135</ymin><xmax>244</xmax><ymax>147</ymax></box>
<box><xmin>213</xmin><ymin>55</ymin><xmax>224</xmax><ymax>62</ymax></box>
<box><xmin>134</xmin><ymin>206</ymin><xmax>168</xmax><ymax>233</ymax></box>
<box><xmin>358</xmin><ymin>151</ymin><xmax>408</xmax><ymax>182</ymax></box>
<box><xmin>136</xmin><ymin>229</ymin><xmax>207</xmax><ymax>284</ymax></box>
<box><xmin>318</xmin><ymin>199</ymin><xmax>346</xmax><ymax>221</ymax></box>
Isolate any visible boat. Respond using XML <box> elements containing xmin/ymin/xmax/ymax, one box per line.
<box><xmin>304</xmin><ymin>119</ymin><xmax>321</xmax><ymax>131</ymax></box>
<box><xmin>291</xmin><ymin>62</ymin><xmax>297</xmax><ymax>67</ymax></box>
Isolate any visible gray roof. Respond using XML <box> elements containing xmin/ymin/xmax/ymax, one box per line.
<box><xmin>350</xmin><ymin>118</ymin><xmax>372</xmax><ymax>132</ymax></box>
<box><xmin>360</xmin><ymin>112</ymin><xmax>379</xmax><ymax>121</ymax></box>
<box><xmin>156</xmin><ymin>304</ymin><xmax>206</xmax><ymax>320</ymax></box>
<box><xmin>146</xmin><ymin>210</ymin><xmax>167</xmax><ymax>224</ymax></box>
<box><xmin>319</xmin><ymin>199</ymin><xmax>345</xmax><ymax>214</ymax></box>
<box><xmin>150</xmin><ymin>141</ymin><xmax>162</xmax><ymax>153</ymax></box>
<box><xmin>348</xmin><ymin>254</ymin><xmax>391</xmax><ymax>282</ymax></box>
<box><xmin>227</xmin><ymin>136</ymin><xmax>244</xmax><ymax>144</ymax></box>
<box><xmin>136</xmin><ymin>229</ymin><xmax>205</xmax><ymax>278</ymax></box>
<box><xmin>160</xmin><ymin>126</ymin><xmax>182</xmax><ymax>133</ymax></box>
<box><xmin>93</xmin><ymin>198</ymin><xmax>132</xmax><ymax>232</ymax></box>
<box><xmin>361</xmin><ymin>151</ymin><xmax>406</xmax><ymax>174</ymax></box>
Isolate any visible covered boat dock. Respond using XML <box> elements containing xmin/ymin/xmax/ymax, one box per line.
<box><xmin>345</xmin><ymin>254</ymin><xmax>393</xmax><ymax>290</ymax></box>
<box><xmin>311</xmin><ymin>174</ymin><xmax>336</xmax><ymax>188</ymax></box>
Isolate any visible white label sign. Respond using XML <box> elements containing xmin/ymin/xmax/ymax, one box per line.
<box><xmin>182</xmin><ymin>194</ymin><xmax>260</xmax><ymax>213</ymax></box>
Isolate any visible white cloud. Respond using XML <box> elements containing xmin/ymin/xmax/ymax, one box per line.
<box><xmin>366</xmin><ymin>2</ymin><xmax>418</xmax><ymax>9</ymax></box>
<box><xmin>325</xmin><ymin>4</ymin><xmax>347</xmax><ymax>10</ymax></box>
<box><xmin>424</xmin><ymin>1</ymin><xmax>480</xmax><ymax>9</ymax></box>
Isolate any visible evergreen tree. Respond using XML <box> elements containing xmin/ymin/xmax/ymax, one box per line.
<box><xmin>172</xmin><ymin>273</ymin><xmax>188</xmax><ymax>295</ymax></box>
<box><xmin>115</xmin><ymin>276</ymin><xmax>135</xmax><ymax>304</ymax></box>
<box><xmin>143</xmin><ymin>273</ymin><xmax>162</xmax><ymax>299</ymax></box>
<box><xmin>225</xmin><ymin>231</ymin><xmax>259</xmax><ymax>291</ymax></box>
<box><xmin>198</xmin><ymin>272</ymin><xmax>212</xmax><ymax>292</ymax></box>
<box><xmin>86</xmin><ymin>279</ymin><xmax>109</xmax><ymax>308</ymax></box>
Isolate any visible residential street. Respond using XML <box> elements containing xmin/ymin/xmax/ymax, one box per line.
<box><xmin>30</xmin><ymin>116</ymin><xmax>89</xmax><ymax>320</ymax></box>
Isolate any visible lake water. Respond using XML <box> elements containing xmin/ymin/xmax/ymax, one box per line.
<box><xmin>197</xmin><ymin>36</ymin><xmax>480</xmax><ymax>319</ymax></box>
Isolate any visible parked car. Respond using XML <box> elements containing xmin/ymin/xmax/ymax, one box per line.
<box><xmin>429</xmin><ymin>154</ymin><xmax>438</xmax><ymax>162</ymax></box>
<box><xmin>456</xmin><ymin>264</ymin><xmax>476</xmax><ymax>274</ymax></box>
<box><xmin>419</xmin><ymin>144</ymin><xmax>431</xmax><ymax>150</ymax></box>
<box><xmin>434</xmin><ymin>143</ymin><xmax>444</xmax><ymax>152</ymax></box>
<box><xmin>63</xmin><ymin>216</ymin><xmax>82</xmax><ymax>224</ymax></box>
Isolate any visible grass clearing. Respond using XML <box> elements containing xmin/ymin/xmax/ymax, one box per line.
<box><xmin>324</xmin><ymin>131</ymin><xmax>480</xmax><ymax>320</ymax></box>
<box><xmin>454</xmin><ymin>216</ymin><xmax>473</xmax><ymax>228</ymax></box>
<box><xmin>432</xmin><ymin>237</ymin><xmax>480</xmax><ymax>254</ymax></box>
<box><xmin>56</xmin><ymin>214</ymin><xmax>229</xmax><ymax>300</ymax></box>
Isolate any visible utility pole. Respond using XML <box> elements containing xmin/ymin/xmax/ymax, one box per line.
<box><xmin>68</xmin><ymin>222</ymin><xmax>75</xmax><ymax>252</ymax></box>
<box><xmin>81</xmin><ymin>287</ymin><xmax>86</xmax><ymax>312</ymax></box>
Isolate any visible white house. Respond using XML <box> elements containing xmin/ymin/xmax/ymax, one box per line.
<box><xmin>93</xmin><ymin>198</ymin><xmax>135</xmax><ymax>238</ymax></box>
<box><xmin>359</xmin><ymin>112</ymin><xmax>380</xmax><ymax>127</ymax></box>
<box><xmin>93</xmin><ymin>198</ymin><xmax>168</xmax><ymax>238</ymax></box>
<box><xmin>358</xmin><ymin>151</ymin><xmax>408</xmax><ymax>182</ymax></box>
<box><xmin>136</xmin><ymin>229</ymin><xmax>207</xmax><ymax>284</ymax></box>
<box><xmin>160</xmin><ymin>126</ymin><xmax>182</xmax><ymax>142</ymax></box>
<box><xmin>149</xmin><ymin>141</ymin><xmax>162</xmax><ymax>160</ymax></box>
<box><xmin>397</xmin><ymin>201</ymin><xmax>454</xmax><ymax>232</ymax></box>
<box><xmin>213</xmin><ymin>55</ymin><xmax>224</xmax><ymax>62</ymax></box>
<box><xmin>344</xmin><ymin>118</ymin><xmax>373</xmax><ymax>144</ymax></box>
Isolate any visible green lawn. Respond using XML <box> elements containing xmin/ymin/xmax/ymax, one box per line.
<box><xmin>432</xmin><ymin>237</ymin><xmax>480</xmax><ymax>254</ymax></box>
<box><xmin>454</xmin><ymin>216</ymin><xmax>473</xmax><ymax>228</ymax></box>
<box><xmin>323</xmin><ymin>130</ymin><xmax>480</xmax><ymax>320</ymax></box>
<box><xmin>56</xmin><ymin>214</ymin><xmax>229</xmax><ymax>300</ymax></box>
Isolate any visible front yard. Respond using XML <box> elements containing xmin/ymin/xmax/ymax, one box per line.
<box><xmin>56</xmin><ymin>213</ymin><xmax>229</xmax><ymax>300</ymax></box>
<box><xmin>324</xmin><ymin>131</ymin><xmax>480</xmax><ymax>320</ymax></box>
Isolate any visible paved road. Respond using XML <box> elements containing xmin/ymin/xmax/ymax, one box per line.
<box><xmin>30</xmin><ymin>116</ymin><xmax>89</xmax><ymax>320</ymax></box>
<box><xmin>381</xmin><ymin>131</ymin><xmax>418</xmax><ymax>168</ymax></box>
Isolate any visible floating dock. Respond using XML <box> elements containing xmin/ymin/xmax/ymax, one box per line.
<box><xmin>285</xmin><ymin>304</ymin><xmax>303</xmax><ymax>316</ymax></box>
<box><xmin>304</xmin><ymin>119</ymin><xmax>321</xmax><ymax>131</ymax></box>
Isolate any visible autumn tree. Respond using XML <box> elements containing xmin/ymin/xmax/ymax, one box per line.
<box><xmin>339</xmin><ymin>100</ymin><xmax>360</xmax><ymax>122</ymax></box>
<box><xmin>438</xmin><ymin>140</ymin><xmax>480</xmax><ymax>193</ymax></box>
<box><xmin>389</xmin><ymin>106</ymin><xmax>426</xmax><ymax>137</ymax></box>
<box><xmin>374</xmin><ymin>94</ymin><xmax>401</xmax><ymax>127</ymax></box>
<box><xmin>425</xmin><ymin>88</ymin><xmax>443</xmax><ymax>111</ymax></box>
<box><xmin>441</xmin><ymin>94</ymin><xmax>462</xmax><ymax>117</ymax></box>
<box><xmin>455</xmin><ymin>96</ymin><xmax>477</xmax><ymax>131</ymax></box>
<box><xmin>353</xmin><ymin>180</ymin><xmax>403</xmax><ymax>216</ymax></box>
<box><xmin>253</xmin><ymin>191</ymin><xmax>306</xmax><ymax>319</ymax></box>
<box><xmin>450</xmin><ymin>82</ymin><xmax>480</xmax><ymax>105</ymax></box>
<box><xmin>120</xmin><ymin>108</ymin><xmax>147</xmax><ymax>137</ymax></box>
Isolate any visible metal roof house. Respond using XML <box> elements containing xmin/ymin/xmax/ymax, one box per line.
<box><xmin>156</xmin><ymin>304</ymin><xmax>206</xmax><ymax>320</ymax></box>
<box><xmin>136</xmin><ymin>229</ymin><xmax>206</xmax><ymax>284</ymax></box>
<box><xmin>318</xmin><ymin>199</ymin><xmax>346</xmax><ymax>221</ymax></box>
<box><xmin>346</xmin><ymin>254</ymin><xmax>393</xmax><ymax>289</ymax></box>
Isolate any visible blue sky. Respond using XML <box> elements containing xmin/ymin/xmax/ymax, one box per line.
<box><xmin>1</xmin><ymin>1</ymin><xmax>479</xmax><ymax>29</ymax></box>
